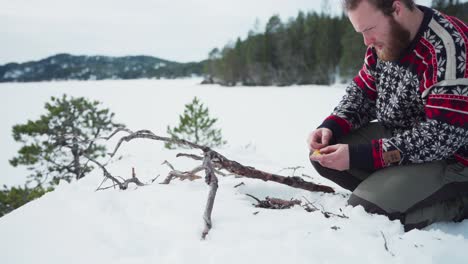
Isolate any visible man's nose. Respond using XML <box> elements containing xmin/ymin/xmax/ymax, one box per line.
<box><xmin>363</xmin><ymin>34</ymin><xmax>375</xmax><ymax>47</ymax></box>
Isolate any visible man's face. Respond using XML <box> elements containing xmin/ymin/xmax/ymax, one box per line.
<box><xmin>348</xmin><ymin>0</ymin><xmax>411</xmax><ymax>61</ymax></box>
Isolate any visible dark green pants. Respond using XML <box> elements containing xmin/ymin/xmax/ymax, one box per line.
<box><xmin>311</xmin><ymin>123</ymin><xmax>468</xmax><ymax>231</ymax></box>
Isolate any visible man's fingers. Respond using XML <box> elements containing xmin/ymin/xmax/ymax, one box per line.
<box><xmin>321</xmin><ymin>133</ymin><xmax>330</xmax><ymax>146</ymax></box>
<box><xmin>313</xmin><ymin>132</ymin><xmax>322</xmax><ymax>144</ymax></box>
<box><xmin>309</xmin><ymin>133</ymin><xmax>323</xmax><ymax>150</ymax></box>
<box><xmin>319</xmin><ymin>145</ymin><xmax>336</xmax><ymax>154</ymax></box>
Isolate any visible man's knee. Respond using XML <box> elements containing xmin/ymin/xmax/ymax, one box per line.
<box><xmin>310</xmin><ymin>160</ymin><xmax>361</xmax><ymax>191</ymax></box>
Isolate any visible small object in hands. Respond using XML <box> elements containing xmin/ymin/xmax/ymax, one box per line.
<box><xmin>311</xmin><ymin>149</ymin><xmax>322</xmax><ymax>157</ymax></box>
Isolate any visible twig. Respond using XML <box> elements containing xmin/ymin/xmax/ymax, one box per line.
<box><xmin>151</xmin><ymin>175</ymin><xmax>160</xmax><ymax>183</ymax></box>
<box><xmin>246</xmin><ymin>194</ymin><xmax>301</xmax><ymax>209</ymax></box>
<box><xmin>201</xmin><ymin>152</ymin><xmax>219</xmax><ymax>240</ymax></box>
<box><xmin>160</xmin><ymin>161</ymin><xmax>204</xmax><ymax>184</ymax></box>
<box><xmin>279</xmin><ymin>166</ymin><xmax>304</xmax><ymax>176</ymax></box>
<box><xmin>161</xmin><ymin>160</ymin><xmax>176</xmax><ymax>170</ymax></box>
<box><xmin>176</xmin><ymin>153</ymin><xmax>203</xmax><ymax>160</ymax></box>
<box><xmin>86</xmin><ymin>155</ymin><xmax>145</xmax><ymax>191</ymax></box>
<box><xmin>317</xmin><ymin>203</ymin><xmax>349</xmax><ymax>219</ymax></box>
<box><xmin>380</xmin><ymin>231</ymin><xmax>395</xmax><ymax>257</ymax></box>
<box><xmin>234</xmin><ymin>182</ymin><xmax>245</xmax><ymax>188</ymax></box>
<box><xmin>245</xmin><ymin>193</ymin><xmax>262</xmax><ymax>204</ymax></box>
<box><xmin>302</xmin><ymin>196</ymin><xmax>319</xmax><ymax>212</ymax></box>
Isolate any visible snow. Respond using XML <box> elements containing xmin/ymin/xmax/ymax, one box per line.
<box><xmin>3</xmin><ymin>70</ymin><xmax>24</xmax><ymax>79</ymax></box>
<box><xmin>0</xmin><ymin>78</ymin><xmax>467</xmax><ymax>263</ymax></box>
<box><xmin>154</xmin><ymin>62</ymin><xmax>166</xmax><ymax>69</ymax></box>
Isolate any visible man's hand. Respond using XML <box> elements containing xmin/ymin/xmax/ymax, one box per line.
<box><xmin>307</xmin><ymin>128</ymin><xmax>333</xmax><ymax>151</ymax></box>
<box><xmin>309</xmin><ymin>144</ymin><xmax>350</xmax><ymax>171</ymax></box>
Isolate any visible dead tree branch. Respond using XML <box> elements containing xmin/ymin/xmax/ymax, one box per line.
<box><xmin>279</xmin><ymin>166</ymin><xmax>304</xmax><ymax>176</ymax></box>
<box><xmin>160</xmin><ymin>161</ymin><xmax>203</xmax><ymax>184</ymax></box>
<box><xmin>380</xmin><ymin>231</ymin><xmax>395</xmax><ymax>257</ymax></box>
<box><xmin>246</xmin><ymin>194</ymin><xmax>302</xmax><ymax>209</ymax></box>
<box><xmin>86</xmin><ymin>155</ymin><xmax>145</xmax><ymax>191</ymax></box>
<box><xmin>105</xmin><ymin>129</ymin><xmax>335</xmax><ymax>194</ymax></box>
<box><xmin>234</xmin><ymin>182</ymin><xmax>245</xmax><ymax>188</ymax></box>
<box><xmin>201</xmin><ymin>152</ymin><xmax>219</xmax><ymax>240</ymax></box>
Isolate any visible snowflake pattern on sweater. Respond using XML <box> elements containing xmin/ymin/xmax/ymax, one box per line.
<box><xmin>319</xmin><ymin>6</ymin><xmax>468</xmax><ymax>169</ymax></box>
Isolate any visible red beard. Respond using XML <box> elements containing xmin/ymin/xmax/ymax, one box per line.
<box><xmin>375</xmin><ymin>16</ymin><xmax>411</xmax><ymax>62</ymax></box>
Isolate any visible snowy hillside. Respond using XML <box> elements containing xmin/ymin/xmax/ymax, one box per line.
<box><xmin>0</xmin><ymin>79</ymin><xmax>467</xmax><ymax>264</ymax></box>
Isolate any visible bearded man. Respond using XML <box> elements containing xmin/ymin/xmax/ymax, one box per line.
<box><xmin>308</xmin><ymin>0</ymin><xmax>468</xmax><ymax>231</ymax></box>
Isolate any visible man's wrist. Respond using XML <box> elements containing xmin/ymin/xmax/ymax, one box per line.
<box><xmin>319</xmin><ymin>115</ymin><xmax>351</xmax><ymax>143</ymax></box>
<box><xmin>349</xmin><ymin>143</ymin><xmax>374</xmax><ymax>170</ymax></box>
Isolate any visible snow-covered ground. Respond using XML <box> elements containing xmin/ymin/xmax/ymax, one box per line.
<box><xmin>0</xmin><ymin>78</ymin><xmax>467</xmax><ymax>264</ymax></box>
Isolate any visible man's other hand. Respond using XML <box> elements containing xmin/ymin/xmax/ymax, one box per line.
<box><xmin>309</xmin><ymin>144</ymin><xmax>350</xmax><ymax>171</ymax></box>
<box><xmin>307</xmin><ymin>128</ymin><xmax>333</xmax><ymax>151</ymax></box>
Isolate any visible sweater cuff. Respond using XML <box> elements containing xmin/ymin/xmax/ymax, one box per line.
<box><xmin>349</xmin><ymin>140</ymin><xmax>387</xmax><ymax>170</ymax></box>
<box><xmin>349</xmin><ymin>144</ymin><xmax>374</xmax><ymax>170</ymax></box>
<box><xmin>318</xmin><ymin>115</ymin><xmax>352</xmax><ymax>142</ymax></box>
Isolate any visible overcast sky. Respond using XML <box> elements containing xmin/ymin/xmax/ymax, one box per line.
<box><xmin>1</xmin><ymin>0</ymin><xmax>436</xmax><ymax>64</ymax></box>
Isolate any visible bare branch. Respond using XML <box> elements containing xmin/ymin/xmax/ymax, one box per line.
<box><xmin>85</xmin><ymin>155</ymin><xmax>145</xmax><ymax>191</ymax></box>
<box><xmin>234</xmin><ymin>182</ymin><xmax>245</xmax><ymax>188</ymax></box>
<box><xmin>245</xmin><ymin>193</ymin><xmax>262</xmax><ymax>204</ymax></box>
<box><xmin>317</xmin><ymin>203</ymin><xmax>349</xmax><ymax>219</ymax></box>
<box><xmin>99</xmin><ymin>127</ymin><xmax>134</xmax><ymax>141</ymax></box>
<box><xmin>151</xmin><ymin>175</ymin><xmax>161</xmax><ymax>183</ymax></box>
<box><xmin>302</xmin><ymin>196</ymin><xmax>319</xmax><ymax>212</ymax></box>
<box><xmin>380</xmin><ymin>231</ymin><xmax>395</xmax><ymax>257</ymax></box>
<box><xmin>161</xmin><ymin>160</ymin><xmax>176</xmax><ymax>171</ymax></box>
<box><xmin>201</xmin><ymin>152</ymin><xmax>219</xmax><ymax>240</ymax></box>
<box><xmin>160</xmin><ymin>163</ymin><xmax>204</xmax><ymax>184</ymax></box>
<box><xmin>109</xmin><ymin>129</ymin><xmax>207</xmax><ymax>158</ymax></box>
<box><xmin>176</xmin><ymin>153</ymin><xmax>203</xmax><ymax>160</ymax></box>
<box><xmin>279</xmin><ymin>166</ymin><xmax>304</xmax><ymax>176</ymax></box>
<box><xmin>96</xmin><ymin>176</ymin><xmax>110</xmax><ymax>191</ymax></box>
<box><xmin>175</xmin><ymin>154</ymin><xmax>228</xmax><ymax>177</ymax></box>
<box><xmin>104</xmin><ymin>128</ymin><xmax>334</xmax><ymax>193</ymax></box>
<box><xmin>246</xmin><ymin>195</ymin><xmax>302</xmax><ymax>209</ymax></box>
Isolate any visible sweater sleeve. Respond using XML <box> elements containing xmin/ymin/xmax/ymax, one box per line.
<box><xmin>360</xmin><ymin>80</ymin><xmax>468</xmax><ymax>169</ymax></box>
<box><xmin>319</xmin><ymin>48</ymin><xmax>378</xmax><ymax>141</ymax></box>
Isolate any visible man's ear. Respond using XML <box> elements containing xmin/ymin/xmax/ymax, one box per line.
<box><xmin>393</xmin><ymin>0</ymin><xmax>403</xmax><ymax>16</ymax></box>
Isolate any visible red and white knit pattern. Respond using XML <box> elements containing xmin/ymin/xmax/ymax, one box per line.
<box><xmin>321</xmin><ymin>7</ymin><xmax>468</xmax><ymax>169</ymax></box>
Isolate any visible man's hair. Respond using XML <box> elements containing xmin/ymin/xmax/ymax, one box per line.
<box><xmin>343</xmin><ymin>0</ymin><xmax>415</xmax><ymax>16</ymax></box>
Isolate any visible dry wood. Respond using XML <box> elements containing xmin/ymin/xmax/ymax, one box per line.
<box><xmin>279</xmin><ymin>166</ymin><xmax>304</xmax><ymax>176</ymax></box>
<box><xmin>201</xmin><ymin>152</ymin><xmax>219</xmax><ymax>240</ymax></box>
<box><xmin>302</xmin><ymin>196</ymin><xmax>349</xmax><ymax>219</ymax></box>
<box><xmin>106</xmin><ymin>129</ymin><xmax>335</xmax><ymax>194</ymax></box>
<box><xmin>160</xmin><ymin>160</ymin><xmax>203</xmax><ymax>184</ymax></box>
<box><xmin>86</xmin><ymin>156</ymin><xmax>145</xmax><ymax>191</ymax></box>
<box><xmin>246</xmin><ymin>194</ymin><xmax>301</xmax><ymax>209</ymax></box>
<box><xmin>234</xmin><ymin>182</ymin><xmax>245</xmax><ymax>188</ymax></box>
<box><xmin>380</xmin><ymin>231</ymin><xmax>395</xmax><ymax>257</ymax></box>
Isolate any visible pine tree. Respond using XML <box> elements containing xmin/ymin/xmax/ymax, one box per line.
<box><xmin>10</xmin><ymin>94</ymin><xmax>123</xmax><ymax>186</ymax></box>
<box><xmin>0</xmin><ymin>185</ymin><xmax>52</xmax><ymax>217</ymax></box>
<box><xmin>339</xmin><ymin>18</ymin><xmax>366</xmax><ymax>81</ymax></box>
<box><xmin>165</xmin><ymin>97</ymin><xmax>226</xmax><ymax>149</ymax></box>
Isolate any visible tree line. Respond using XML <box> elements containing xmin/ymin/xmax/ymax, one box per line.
<box><xmin>204</xmin><ymin>0</ymin><xmax>468</xmax><ymax>86</ymax></box>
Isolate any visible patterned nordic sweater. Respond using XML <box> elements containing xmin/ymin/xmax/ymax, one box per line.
<box><xmin>319</xmin><ymin>6</ymin><xmax>468</xmax><ymax>170</ymax></box>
